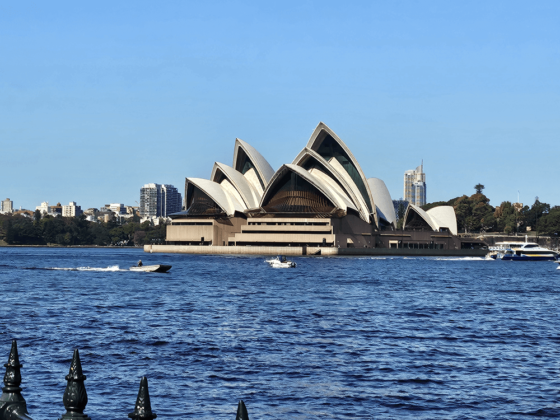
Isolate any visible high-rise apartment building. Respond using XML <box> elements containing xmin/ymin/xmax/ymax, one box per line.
<box><xmin>404</xmin><ymin>162</ymin><xmax>426</xmax><ymax>207</ymax></box>
<box><xmin>140</xmin><ymin>183</ymin><xmax>182</xmax><ymax>218</ymax></box>
<box><xmin>1</xmin><ymin>198</ymin><xmax>13</xmax><ymax>213</ymax></box>
<box><xmin>62</xmin><ymin>201</ymin><xmax>83</xmax><ymax>217</ymax></box>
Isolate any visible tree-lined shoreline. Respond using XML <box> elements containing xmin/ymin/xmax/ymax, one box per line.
<box><xmin>0</xmin><ymin>211</ymin><xmax>166</xmax><ymax>246</ymax></box>
<box><xmin>421</xmin><ymin>185</ymin><xmax>559</xmax><ymax>236</ymax></box>
<box><xmin>2</xmin><ymin>186</ymin><xmax>559</xmax><ymax>246</ymax></box>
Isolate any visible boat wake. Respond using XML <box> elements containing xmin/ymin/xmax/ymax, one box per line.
<box><xmin>27</xmin><ymin>265</ymin><xmax>126</xmax><ymax>272</ymax></box>
<box><xmin>432</xmin><ymin>257</ymin><xmax>487</xmax><ymax>261</ymax></box>
<box><xmin>401</xmin><ymin>257</ymin><xmax>487</xmax><ymax>261</ymax></box>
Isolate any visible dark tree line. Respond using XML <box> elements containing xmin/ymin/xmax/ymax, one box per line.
<box><xmin>0</xmin><ymin>213</ymin><xmax>167</xmax><ymax>246</ymax></box>
<box><xmin>422</xmin><ymin>188</ymin><xmax>559</xmax><ymax>236</ymax></box>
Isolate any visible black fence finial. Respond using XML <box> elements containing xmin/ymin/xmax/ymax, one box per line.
<box><xmin>59</xmin><ymin>349</ymin><xmax>91</xmax><ymax>420</ymax></box>
<box><xmin>128</xmin><ymin>376</ymin><xmax>157</xmax><ymax>419</ymax></box>
<box><xmin>236</xmin><ymin>400</ymin><xmax>249</xmax><ymax>420</ymax></box>
<box><xmin>0</xmin><ymin>340</ymin><xmax>33</xmax><ymax>420</ymax></box>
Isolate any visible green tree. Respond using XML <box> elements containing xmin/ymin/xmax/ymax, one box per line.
<box><xmin>4</xmin><ymin>219</ymin><xmax>14</xmax><ymax>244</ymax></box>
<box><xmin>34</xmin><ymin>209</ymin><xmax>41</xmax><ymax>224</ymax></box>
<box><xmin>523</xmin><ymin>198</ymin><xmax>550</xmax><ymax>233</ymax></box>
<box><xmin>474</xmin><ymin>184</ymin><xmax>485</xmax><ymax>194</ymax></box>
<box><xmin>133</xmin><ymin>230</ymin><xmax>147</xmax><ymax>246</ymax></box>
<box><xmin>536</xmin><ymin>206</ymin><xmax>560</xmax><ymax>236</ymax></box>
<box><xmin>6</xmin><ymin>215</ymin><xmax>42</xmax><ymax>245</ymax></box>
<box><xmin>423</xmin><ymin>193</ymin><xmax>494</xmax><ymax>233</ymax></box>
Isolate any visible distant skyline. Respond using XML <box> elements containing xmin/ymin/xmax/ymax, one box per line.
<box><xmin>1</xmin><ymin>1</ymin><xmax>559</xmax><ymax>211</ymax></box>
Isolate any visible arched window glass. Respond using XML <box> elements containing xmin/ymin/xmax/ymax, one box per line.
<box><xmin>263</xmin><ymin>171</ymin><xmax>335</xmax><ymax>214</ymax></box>
<box><xmin>404</xmin><ymin>209</ymin><xmax>432</xmax><ymax>230</ymax></box>
<box><xmin>186</xmin><ymin>186</ymin><xmax>225</xmax><ymax>216</ymax></box>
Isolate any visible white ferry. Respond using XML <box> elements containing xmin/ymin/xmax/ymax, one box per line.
<box><xmin>488</xmin><ymin>239</ymin><xmax>559</xmax><ymax>261</ymax></box>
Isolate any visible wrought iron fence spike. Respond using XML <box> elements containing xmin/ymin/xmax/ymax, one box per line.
<box><xmin>128</xmin><ymin>376</ymin><xmax>157</xmax><ymax>420</ymax></box>
<box><xmin>59</xmin><ymin>349</ymin><xmax>90</xmax><ymax>420</ymax></box>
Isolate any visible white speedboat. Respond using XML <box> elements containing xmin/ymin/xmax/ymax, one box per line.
<box><xmin>266</xmin><ymin>256</ymin><xmax>296</xmax><ymax>268</ymax></box>
<box><xmin>130</xmin><ymin>264</ymin><xmax>172</xmax><ymax>273</ymax></box>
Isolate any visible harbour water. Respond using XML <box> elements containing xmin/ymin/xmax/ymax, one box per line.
<box><xmin>1</xmin><ymin>247</ymin><xmax>559</xmax><ymax>419</ymax></box>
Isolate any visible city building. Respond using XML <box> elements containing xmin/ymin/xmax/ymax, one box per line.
<box><xmin>35</xmin><ymin>202</ymin><xmax>50</xmax><ymax>215</ymax></box>
<box><xmin>125</xmin><ymin>206</ymin><xmax>138</xmax><ymax>215</ymax></box>
<box><xmin>62</xmin><ymin>202</ymin><xmax>83</xmax><ymax>217</ymax></box>
<box><xmin>140</xmin><ymin>184</ymin><xmax>182</xmax><ymax>218</ymax></box>
<box><xmin>404</xmin><ymin>163</ymin><xmax>426</xmax><ymax>207</ymax></box>
<box><xmin>1</xmin><ymin>198</ymin><xmax>13</xmax><ymax>214</ymax></box>
<box><xmin>83</xmin><ymin>208</ymin><xmax>98</xmax><ymax>216</ymax></box>
<box><xmin>13</xmin><ymin>210</ymin><xmax>33</xmax><ymax>218</ymax></box>
<box><xmin>50</xmin><ymin>202</ymin><xmax>63</xmax><ymax>216</ymax></box>
<box><xmin>159</xmin><ymin>122</ymin><xmax>483</xmax><ymax>253</ymax></box>
<box><xmin>105</xmin><ymin>203</ymin><xmax>126</xmax><ymax>215</ymax></box>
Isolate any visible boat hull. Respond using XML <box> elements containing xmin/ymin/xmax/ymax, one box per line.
<box><xmin>501</xmin><ymin>255</ymin><xmax>558</xmax><ymax>261</ymax></box>
<box><xmin>130</xmin><ymin>265</ymin><xmax>172</xmax><ymax>273</ymax></box>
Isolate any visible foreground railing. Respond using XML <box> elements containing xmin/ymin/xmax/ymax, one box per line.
<box><xmin>0</xmin><ymin>340</ymin><xmax>250</xmax><ymax>420</ymax></box>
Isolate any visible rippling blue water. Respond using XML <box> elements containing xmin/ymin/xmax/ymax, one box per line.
<box><xmin>1</xmin><ymin>247</ymin><xmax>560</xmax><ymax>419</ymax></box>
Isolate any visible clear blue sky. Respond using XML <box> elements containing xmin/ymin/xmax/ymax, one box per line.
<box><xmin>1</xmin><ymin>1</ymin><xmax>558</xmax><ymax>211</ymax></box>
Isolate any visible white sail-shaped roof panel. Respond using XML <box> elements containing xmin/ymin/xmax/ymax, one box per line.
<box><xmin>328</xmin><ymin>157</ymin><xmax>372</xmax><ymax>223</ymax></box>
<box><xmin>243</xmin><ymin>168</ymin><xmax>264</xmax><ymax>196</ymax></box>
<box><xmin>211</xmin><ymin>162</ymin><xmax>261</xmax><ymax>209</ymax></box>
<box><xmin>403</xmin><ymin>204</ymin><xmax>438</xmax><ymax>231</ymax></box>
<box><xmin>305</xmin><ymin>122</ymin><xmax>377</xmax><ymax>226</ymax></box>
<box><xmin>186</xmin><ymin>178</ymin><xmax>245</xmax><ymax>217</ymax></box>
<box><xmin>292</xmin><ymin>147</ymin><xmax>370</xmax><ymax>223</ymax></box>
<box><xmin>220</xmin><ymin>179</ymin><xmax>245</xmax><ymax>210</ymax></box>
<box><xmin>427</xmin><ymin>206</ymin><xmax>458</xmax><ymax>236</ymax></box>
<box><xmin>233</xmin><ymin>138</ymin><xmax>275</xmax><ymax>192</ymax></box>
<box><xmin>307</xmin><ymin>168</ymin><xmax>357</xmax><ymax>212</ymax></box>
<box><xmin>367</xmin><ymin>178</ymin><xmax>396</xmax><ymax>227</ymax></box>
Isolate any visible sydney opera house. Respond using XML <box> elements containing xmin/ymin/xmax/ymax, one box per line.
<box><xmin>153</xmin><ymin>123</ymin><xmax>485</xmax><ymax>255</ymax></box>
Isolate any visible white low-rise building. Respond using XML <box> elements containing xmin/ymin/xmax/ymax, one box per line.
<box><xmin>108</xmin><ymin>203</ymin><xmax>126</xmax><ymax>215</ymax></box>
<box><xmin>36</xmin><ymin>201</ymin><xmax>50</xmax><ymax>215</ymax></box>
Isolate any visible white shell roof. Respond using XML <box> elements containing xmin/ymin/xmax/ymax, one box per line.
<box><xmin>260</xmin><ymin>164</ymin><xmax>357</xmax><ymax>213</ymax></box>
<box><xmin>305</xmin><ymin>122</ymin><xmax>377</xmax><ymax>226</ymax></box>
<box><xmin>186</xmin><ymin>177</ymin><xmax>245</xmax><ymax>217</ymax></box>
<box><xmin>292</xmin><ymin>147</ymin><xmax>370</xmax><ymax>223</ymax></box>
<box><xmin>210</xmin><ymin>162</ymin><xmax>261</xmax><ymax>209</ymax></box>
<box><xmin>427</xmin><ymin>206</ymin><xmax>458</xmax><ymax>236</ymax></box>
<box><xmin>404</xmin><ymin>204</ymin><xmax>458</xmax><ymax>235</ymax></box>
<box><xmin>367</xmin><ymin>178</ymin><xmax>396</xmax><ymax>227</ymax></box>
<box><xmin>293</xmin><ymin>148</ymin><xmax>371</xmax><ymax>221</ymax></box>
<box><xmin>403</xmin><ymin>204</ymin><xmax>438</xmax><ymax>231</ymax></box>
<box><xmin>233</xmin><ymin>138</ymin><xmax>275</xmax><ymax>186</ymax></box>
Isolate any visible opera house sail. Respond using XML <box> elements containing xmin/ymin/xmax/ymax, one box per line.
<box><xmin>160</xmin><ymin>122</ymin><xmax>486</xmax><ymax>256</ymax></box>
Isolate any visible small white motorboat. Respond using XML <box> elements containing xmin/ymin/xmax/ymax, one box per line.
<box><xmin>130</xmin><ymin>264</ymin><xmax>172</xmax><ymax>273</ymax></box>
<box><xmin>266</xmin><ymin>256</ymin><xmax>296</xmax><ymax>268</ymax></box>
